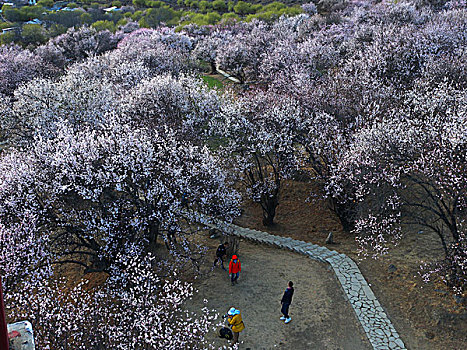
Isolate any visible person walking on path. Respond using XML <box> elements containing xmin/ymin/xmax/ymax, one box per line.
<box><xmin>280</xmin><ymin>281</ymin><xmax>294</xmax><ymax>324</ymax></box>
<box><xmin>227</xmin><ymin>307</ymin><xmax>245</xmax><ymax>346</ymax></box>
<box><xmin>229</xmin><ymin>255</ymin><xmax>241</xmax><ymax>286</ymax></box>
<box><xmin>213</xmin><ymin>242</ymin><xmax>229</xmax><ymax>270</ymax></box>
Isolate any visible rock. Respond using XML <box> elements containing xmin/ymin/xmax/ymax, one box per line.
<box><xmin>325</xmin><ymin>232</ymin><xmax>334</xmax><ymax>244</ymax></box>
<box><xmin>388</xmin><ymin>264</ymin><xmax>397</xmax><ymax>273</ymax></box>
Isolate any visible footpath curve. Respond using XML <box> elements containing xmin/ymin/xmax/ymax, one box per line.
<box><xmin>196</xmin><ymin>214</ymin><xmax>407</xmax><ymax>350</ymax></box>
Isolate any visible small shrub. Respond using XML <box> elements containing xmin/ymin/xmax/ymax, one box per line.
<box><xmin>91</xmin><ymin>20</ymin><xmax>116</xmax><ymax>32</ymax></box>
<box><xmin>206</xmin><ymin>11</ymin><xmax>221</xmax><ymax>24</ymax></box>
<box><xmin>199</xmin><ymin>0</ymin><xmax>212</xmax><ymax>12</ymax></box>
<box><xmin>212</xmin><ymin>0</ymin><xmax>227</xmax><ymax>12</ymax></box>
<box><xmin>37</xmin><ymin>0</ymin><xmax>54</xmax><ymax>7</ymax></box>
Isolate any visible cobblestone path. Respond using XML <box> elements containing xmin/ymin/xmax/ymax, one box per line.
<box><xmin>197</xmin><ymin>215</ymin><xmax>407</xmax><ymax>350</ymax></box>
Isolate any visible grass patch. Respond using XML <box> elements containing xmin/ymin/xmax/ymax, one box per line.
<box><xmin>202</xmin><ymin>75</ymin><xmax>224</xmax><ymax>89</ymax></box>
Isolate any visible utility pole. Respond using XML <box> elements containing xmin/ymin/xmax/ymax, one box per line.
<box><xmin>0</xmin><ymin>276</ymin><xmax>8</xmax><ymax>350</ymax></box>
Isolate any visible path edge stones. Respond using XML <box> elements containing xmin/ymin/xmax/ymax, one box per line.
<box><xmin>197</xmin><ymin>214</ymin><xmax>407</xmax><ymax>350</ymax></box>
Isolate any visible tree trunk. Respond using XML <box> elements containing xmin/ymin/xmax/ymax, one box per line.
<box><xmin>147</xmin><ymin>221</ymin><xmax>159</xmax><ymax>253</ymax></box>
<box><xmin>86</xmin><ymin>256</ymin><xmax>111</xmax><ymax>274</ymax></box>
<box><xmin>210</xmin><ymin>61</ymin><xmax>217</xmax><ymax>74</ymax></box>
<box><xmin>225</xmin><ymin>235</ymin><xmax>240</xmax><ymax>257</ymax></box>
<box><xmin>328</xmin><ymin>197</ymin><xmax>355</xmax><ymax>232</ymax></box>
<box><xmin>262</xmin><ymin>195</ymin><xmax>278</xmax><ymax>226</ymax></box>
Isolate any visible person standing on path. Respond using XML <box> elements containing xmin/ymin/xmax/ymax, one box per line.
<box><xmin>213</xmin><ymin>242</ymin><xmax>229</xmax><ymax>270</ymax></box>
<box><xmin>280</xmin><ymin>281</ymin><xmax>294</xmax><ymax>324</ymax></box>
<box><xmin>229</xmin><ymin>255</ymin><xmax>241</xmax><ymax>286</ymax></box>
<box><xmin>227</xmin><ymin>307</ymin><xmax>245</xmax><ymax>346</ymax></box>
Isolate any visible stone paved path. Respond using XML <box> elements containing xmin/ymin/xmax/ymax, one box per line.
<box><xmin>196</xmin><ymin>214</ymin><xmax>407</xmax><ymax>350</ymax></box>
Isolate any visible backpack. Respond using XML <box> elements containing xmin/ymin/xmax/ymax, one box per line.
<box><xmin>217</xmin><ymin>326</ymin><xmax>233</xmax><ymax>340</ymax></box>
<box><xmin>216</xmin><ymin>244</ymin><xmax>225</xmax><ymax>256</ymax></box>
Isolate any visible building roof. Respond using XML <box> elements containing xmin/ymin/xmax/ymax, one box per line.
<box><xmin>103</xmin><ymin>6</ymin><xmax>121</xmax><ymax>12</ymax></box>
<box><xmin>25</xmin><ymin>18</ymin><xmax>43</xmax><ymax>24</ymax></box>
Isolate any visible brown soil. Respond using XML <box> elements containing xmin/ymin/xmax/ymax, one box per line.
<box><xmin>186</xmin><ymin>238</ymin><xmax>372</xmax><ymax>349</ymax></box>
<box><xmin>234</xmin><ymin>180</ymin><xmax>467</xmax><ymax>350</ymax></box>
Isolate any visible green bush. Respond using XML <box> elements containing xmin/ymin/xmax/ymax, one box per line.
<box><xmin>245</xmin><ymin>5</ymin><xmax>303</xmax><ymax>23</ymax></box>
<box><xmin>37</xmin><ymin>0</ymin><xmax>54</xmax><ymax>8</ymax></box>
<box><xmin>67</xmin><ymin>2</ymin><xmax>79</xmax><ymax>8</ymax></box>
<box><xmin>80</xmin><ymin>12</ymin><xmax>93</xmax><ymax>24</ymax></box>
<box><xmin>2</xmin><ymin>5</ymin><xmax>45</xmax><ymax>22</ymax></box>
<box><xmin>246</xmin><ymin>11</ymin><xmax>277</xmax><ymax>22</ymax></box>
<box><xmin>212</xmin><ymin>0</ymin><xmax>226</xmax><ymax>12</ymax></box>
<box><xmin>117</xmin><ymin>18</ymin><xmax>128</xmax><ymax>26</ymax></box>
<box><xmin>132</xmin><ymin>10</ymin><xmax>144</xmax><ymax>21</ymax></box>
<box><xmin>263</xmin><ymin>2</ymin><xmax>286</xmax><ymax>11</ymax></box>
<box><xmin>0</xmin><ymin>22</ymin><xmax>14</xmax><ymax>30</ymax></box>
<box><xmin>132</xmin><ymin>0</ymin><xmax>146</xmax><ymax>8</ymax></box>
<box><xmin>189</xmin><ymin>13</ymin><xmax>208</xmax><ymax>25</ymax></box>
<box><xmin>281</xmin><ymin>7</ymin><xmax>302</xmax><ymax>16</ymax></box>
<box><xmin>222</xmin><ymin>12</ymin><xmax>239</xmax><ymax>20</ymax></box>
<box><xmin>45</xmin><ymin>8</ymin><xmax>85</xmax><ymax>27</ymax></box>
<box><xmin>2</xmin><ymin>5</ymin><xmax>22</xmax><ymax>22</ymax></box>
<box><xmin>0</xmin><ymin>31</ymin><xmax>17</xmax><ymax>45</ymax></box>
<box><xmin>227</xmin><ymin>0</ymin><xmax>234</xmax><ymax>11</ymax></box>
<box><xmin>252</xmin><ymin>4</ymin><xmax>263</xmax><ymax>12</ymax></box>
<box><xmin>112</xmin><ymin>0</ymin><xmax>122</xmax><ymax>6</ymax></box>
<box><xmin>198</xmin><ymin>0</ymin><xmax>211</xmax><ymax>12</ymax></box>
<box><xmin>21</xmin><ymin>23</ymin><xmax>48</xmax><ymax>46</ymax></box>
<box><xmin>48</xmin><ymin>23</ymin><xmax>67</xmax><ymax>37</ymax></box>
<box><xmin>233</xmin><ymin>1</ymin><xmax>254</xmax><ymax>15</ymax></box>
<box><xmin>91</xmin><ymin>19</ymin><xmax>116</xmax><ymax>32</ymax></box>
<box><xmin>147</xmin><ymin>1</ymin><xmax>163</xmax><ymax>8</ymax></box>
<box><xmin>206</xmin><ymin>11</ymin><xmax>221</xmax><ymax>24</ymax></box>
<box><xmin>139</xmin><ymin>6</ymin><xmax>179</xmax><ymax>27</ymax></box>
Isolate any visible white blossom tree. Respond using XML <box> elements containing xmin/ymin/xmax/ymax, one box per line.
<box><xmin>332</xmin><ymin>81</ymin><xmax>467</xmax><ymax>293</ymax></box>
<box><xmin>212</xmin><ymin>90</ymin><xmax>303</xmax><ymax>225</ymax></box>
<box><xmin>120</xmin><ymin>74</ymin><xmax>222</xmax><ymax>143</ymax></box>
<box><xmin>0</xmin><ymin>117</ymin><xmax>239</xmax><ymax>273</ymax></box>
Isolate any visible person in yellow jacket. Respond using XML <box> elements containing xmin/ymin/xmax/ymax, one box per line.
<box><xmin>227</xmin><ymin>307</ymin><xmax>245</xmax><ymax>345</ymax></box>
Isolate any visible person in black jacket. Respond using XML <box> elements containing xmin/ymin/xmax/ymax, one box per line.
<box><xmin>213</xmin><ymin>242</ymin><xmax>229</xmax><ymax>270</ymax></box>
<box><xmin>280</xmin><ymin>281</ymin><xmax>294</xmax><ymax>324</ymax></box>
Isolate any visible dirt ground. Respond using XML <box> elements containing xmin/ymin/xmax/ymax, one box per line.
<box><xmin>234</xmin><ymin>180</ymin><xmax>467</xmax><ymax>350</ymax></box>
<box><xmin>186</xmin><ymin>239</ymin><xmax>372</xmax><ymax>349</ymax></box>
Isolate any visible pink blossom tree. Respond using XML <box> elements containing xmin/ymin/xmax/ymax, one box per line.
<box><xmin>42</xmin><ymin>26</ymin><xmax>122</xmax><ymax>64</ymax></box>
<box><xmin>0</xmin><ymin>45</ymin><xmax>45</xmax><ymax>96</ymax></box>
<box><xmin>113</xmin><ymin>28</ymin><xmax>195</xmax><ymax>76</ymax></box>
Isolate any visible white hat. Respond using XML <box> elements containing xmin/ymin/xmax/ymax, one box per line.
<box><xmin>228</xmin><ymin>307</ymin><xmax>236</xmax><ymax>316</ymax></box>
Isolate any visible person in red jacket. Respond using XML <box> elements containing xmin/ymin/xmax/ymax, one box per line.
<box><xmin>229</xmin><ymin>255</ymin><xmax>241</xmax><ymax>286</ymax></box>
